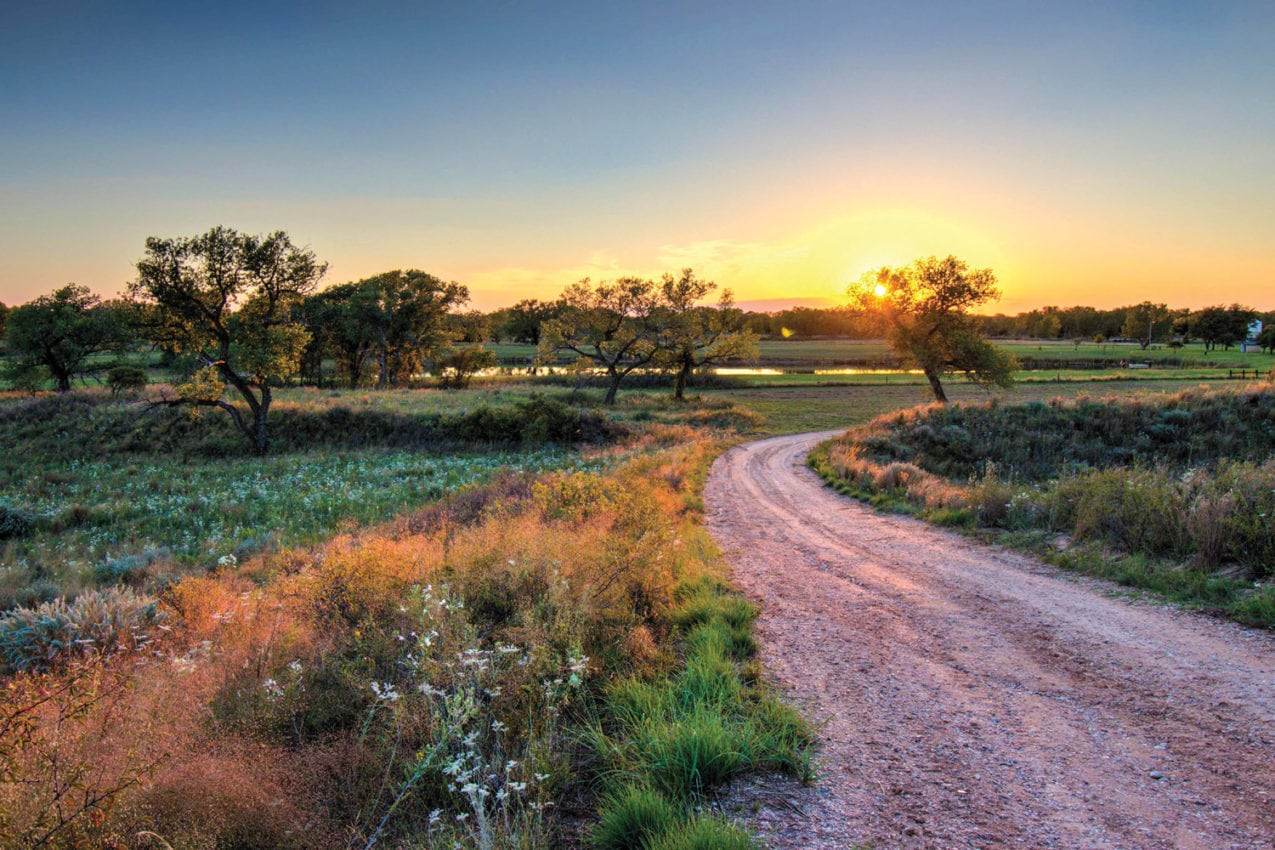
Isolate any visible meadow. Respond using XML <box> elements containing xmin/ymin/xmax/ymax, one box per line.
<box><xmin>0</xmin><ymin>384</ymin><xmax>803</xmax><ymax>849</ymax></box>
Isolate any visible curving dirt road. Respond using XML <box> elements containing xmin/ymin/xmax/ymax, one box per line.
<box><xmin>705</xmin><ymin>432</ymin><xmax>1275</xmax><ymax>850</ymax></box>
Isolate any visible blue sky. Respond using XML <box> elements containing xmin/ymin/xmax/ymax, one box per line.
<box><xmin>3</xmin><ymin>1</ymin><xmax>1273</xmax><ymax>310</ymax></box>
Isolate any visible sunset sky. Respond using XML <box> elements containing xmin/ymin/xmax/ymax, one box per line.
<box><xmin>2</xmin><ymin>1</ymin><xmax>1272</xmax><ymax>313</ymax></box>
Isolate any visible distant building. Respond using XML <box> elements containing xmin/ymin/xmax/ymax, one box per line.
<box><xmin>1241</xmin><ymin>319</ymin><xmax>1263</xmax><ymax>353</ymax></box>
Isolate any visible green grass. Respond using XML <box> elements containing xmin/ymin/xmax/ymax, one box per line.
<box><xmin>588</xmin><ymin>577</ymin><xmax>811</xmax><ymax>849</ymax></box>
<box><xmin>708</xmin><ymin>378</ymin><xmax>1206</xmax><ymax>435</ymax></box>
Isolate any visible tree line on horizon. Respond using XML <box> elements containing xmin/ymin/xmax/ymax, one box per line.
<box><xmin>0</xmin><ymin>227</ymin><xmax>760</xmax><ymax>451</ymax></box>
<box><xmin>2</xmin><ymin>227</ymin><xmax>1273</xmax><ymax>449</ymax></box>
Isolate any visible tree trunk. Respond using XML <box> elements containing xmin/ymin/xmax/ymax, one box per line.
<box><xmin>252</xmin><ymin>386</ymin><xmax>271</xmax><ymax>453</ymax></box>
<box><xmin>924</xmin><ymin>368</ymin><xmax>948</xmax><ymax>403</ymax></box>
<box><xmin>603</xmin><ymin>370</ymin><xmax>621</xmax><ymax>405</ymax></box>
<box><xmin>673</xmin><ymin>356</ymin><xmax>693</xmax><ymax>400</ymax></box>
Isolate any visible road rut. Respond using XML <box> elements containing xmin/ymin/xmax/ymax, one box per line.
<box><xmin>705</xmin><ymin>431</ymin><xmax>1275</xmax><ymax>849</ymax></box>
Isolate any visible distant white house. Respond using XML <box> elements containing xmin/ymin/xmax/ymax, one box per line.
<box><xmin>1241</xmin><ymin>319</ymin><xmax>1264</xmax><ymax>353</ymax></box>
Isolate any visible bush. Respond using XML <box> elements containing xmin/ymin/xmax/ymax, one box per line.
<box><xmin>0</xmin><ymin>502</ymin><xmax>35</xmax><ymax>539</ymax></box>
<box><xmin>0</xmin><ymin>587</ymin><xmax>161</xmax><ymax>673</ymax></box>
<box><xmin>106</xmin><ymin>365</ymin><xmax>148</xmax><ymax>396</ymax></box>
<box><xmin>93</xmin><ymin>547</ymin><xmax>168</xmax><ymax>585</ymax></box>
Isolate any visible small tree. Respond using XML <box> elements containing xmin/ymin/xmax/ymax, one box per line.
<box><xmin>1256</xmin><ymin>325</ymin><xmax>1275</xmax><ymax>355</ymax></box>
<box><xmin>436</xmin><ymin>346</ymin><xmax>499</xmax><ymax>389</ymax></box>
<box><xmin>130</xmin><ymin>226</ymin><xmax>326</xmax><ymax>453</ymax></box>
<box><xmin>539</xmin><ymin>277</ymin><xmax>663</xmax><ymax>405</ymax></box>
<box><xmin>497</xmin><ymin>299</ymin><xmax>561</xmax><ymax>345</ymax></box>
<box><xmin>1121</xmin><ymin>302</ymin><xmax>1172</xmax><ymax>350</ymax></box>
<box><xmin>653</xmin><ymin>269</ymin><xmax>759</xmax><ymax>400</ymax></box>
<box><xmin>6</xmin><ymin>284</ymin><xmax>129</xmax><ymax>391</ymax></box>
<box><xmin>851</xmin><ymin>255</ymin><xmax>1016</xmax><ymax>403</ymax></box>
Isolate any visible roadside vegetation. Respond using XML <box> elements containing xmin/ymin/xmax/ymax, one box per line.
<box><xmin>810</xmin><ymin>383</ymin><xmax>1275</xmax><ymax>628</ymax></box>
<box><xmin>0</xmin><ymin>381</ymin><xmax>803</xmax><ymax>849</ymax></box>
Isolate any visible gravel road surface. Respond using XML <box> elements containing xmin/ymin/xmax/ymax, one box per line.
<box><xmin>705</xmin><ymin>431</ymin><xmax>1275</xmax><ymax>849</ymax></box>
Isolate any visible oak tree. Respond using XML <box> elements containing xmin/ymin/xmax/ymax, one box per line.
<box><xmin>6</xmin><ymin>284</ymin><xmax>129</xmax><ymax>391</ymax></box>
<box><xmin>130</xmin><ymin>226</ymin><xmax>326</xmax><ymax>452</ymax></box>
<box><xmin>539</xmin><ymin>277</ymin><xmax>663</xmax><ymax>405</ymax></box>
<box><xmin>851</xmin><ymin>255</ymin><xmax>1016</xmax><ymax>403</ymax></box>
<box><xmin>653</xmin><ymin>269</ymin><xmax>758</xmax><ymax>400</ymax></box>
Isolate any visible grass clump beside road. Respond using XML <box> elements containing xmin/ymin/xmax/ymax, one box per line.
<box><xmin>810</xmin><ymin>383</ymin><xmax>1275</xmax><ymax>628</ymax></box>
<box><xmin>587</xmin><ymin>576</ymin><xmax>811</xmax><ymax>850</ymax></box>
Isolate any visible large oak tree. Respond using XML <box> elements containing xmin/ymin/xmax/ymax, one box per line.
<box><xmin>851</xmin><ymin>255</ymin><xmax>1016</xmax><ymax>403</ymax></box>
<box><xmin>130</xmin><ymin>226</ymin><xmax>326</xmax><ymax>452</ymax></box>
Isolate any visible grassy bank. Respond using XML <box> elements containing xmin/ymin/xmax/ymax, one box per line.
<box><xmin>809</xmin><ymin>383</ymin><xmax>1275</xmax><ymax>628</ymax></box>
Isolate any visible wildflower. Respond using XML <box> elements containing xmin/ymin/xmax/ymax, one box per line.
<box><xmin>491</xmin><ymin>719</ymin><xmax>507</xmax><ymax>733</ymax></box>
<box><xmin>287</xmin><ymin>659</ymin><xmax>303</xmax><ymax>674</ymax></box>
<box><xmin>262</xmin><ymin>678</ymin><xmax>284</xmax><ymax>700</ymax></box>
<box><xmin>370</xmin><ymin>681</ymin><xmax>400</xmax><ymax>702</ymax></box>
<box><xmin>428</xmin><ymin>809</ymin><xmax>443</xmax><ymax>826</ymax></box>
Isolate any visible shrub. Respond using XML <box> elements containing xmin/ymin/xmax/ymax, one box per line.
<box><xmin>0</xmin><ymin>502</ymin><xmax>35</xmax><ymax>539</ymax></box>
<box><xmin>106</xmin><ymin>365</ymin><xmax>148</xmax><ymax>396</ymax></box>
<box><xmin>0</xmin><ymin>587</ymin><xmax>161</xmax><ymax>673</ymax></box>
<box><xmin>436</xmin><ymin>346</ymin><xmax>498</xmax><ymax>390</ymax></box>
<box><xmin>93</xmin><ymin>547</ymin><xmax>169</xmax><ymax>585</ymax></box>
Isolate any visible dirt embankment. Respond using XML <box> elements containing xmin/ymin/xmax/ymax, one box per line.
<box><xmin>705</xmin><ymin>431</ymin><xmax>1275</xmax><ymax>850</ymax></box>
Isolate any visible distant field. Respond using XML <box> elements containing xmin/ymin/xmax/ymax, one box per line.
<box><xmin>709</xmin><ymin>378</ymin><xmax>1219</xmax><ymax>436</ymax></box>
<box><xmin>488</xmin><ymin>337</ymin><xmax>1273</xmax><ymax>374</ymax></box>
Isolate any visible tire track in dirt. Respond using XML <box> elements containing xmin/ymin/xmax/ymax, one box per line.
<box><xmin>705</xmin><ymin>431</ymin><xmax>1275</xmax><ymax>849</ymax></box>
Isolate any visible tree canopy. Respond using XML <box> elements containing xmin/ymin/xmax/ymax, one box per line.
<box><xmin>1120</xmin><ymin>302</ymin><xmax>1173</xmax><ymax>350</ymax></box>
<box><xmin>298</xmin><ymin>270</ymin><xmax>468</xmax><ymax>388</ymax></box>
<box><xmin>653</xmin><ymin>269</ymin><xmax>758</xmax><ymax>400</ymax></box>
<box><xmin>1188</xmin><ymin>305</ymin><xmax>1256</xmax><ymax>351</ymax></box>
<box><xmin>6</xmin><ymin>284</ymin><xmax>129</xmax><ymax>391</ymax></box>
<box><xmin>539</xmin><ymin>276</ymin><xmax>664</xmax><ymax>405</ymax></box>
<box><xmin>850</xmin><ymin>255</ymin><xmax>1016</xmax><ymax>403</ymax></box>
<box><xmin>130</xmin><ymin>225</ymin><xmax>326</xmax><ymax>452</ymax></box>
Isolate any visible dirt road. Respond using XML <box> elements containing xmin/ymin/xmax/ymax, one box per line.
<box><xmin>705</xmin><ymin>432</ymin><xmax>1275</xmax><ymax>850</ymax></box>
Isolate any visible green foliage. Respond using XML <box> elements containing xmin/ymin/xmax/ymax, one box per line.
<box><xmin>591</xmin><ymin>579</ymin><xmax>812</xmax><ymax>799</ymax></box>
<box><xmin>849</xmin><ymin>385</ymin><xmax>1275</xmax><ymax>482</ymax></box>
<box><xmin>1121</xmin><ymin>301</ymin><xmax>1174</xmax><ymax>349</ymax></box>
<box><xmin>653</xmin><ymin>270</ymin><xmax>760</xmax><ymax>400</ymax></box>
<box><xmin>850</xmin><ymin>255</ymin><xmax>1016</xmax><ymax>402</ymax></box>
<box><xmin>93</xmin><ymin>548</ymin><xmax>168</xmax><ymax>585</ymax></box>
<box><xmin>0</xmin><ymin>502</ymin><xmax>35</xmax><ymax>539</ymax></box>
<box><xmin>815</xmin><ymin>384</ymin><xmax>1275</xmax><ymax>627</ymax></box>
<box><xmin>646</xmin><ymin>817</ymin><xmax>758</xmax><ymax>850</ymax></box>
<box><xmin>6</xmin><ymin>284</ymin><xmax>130</xmax><ymax>392</ymax></box>
<box><xmin>0</xmin><ymin>587</ymin><xmax>161</xmax><ymax>673</ymax></box>
<box><xmin>130</xmin><ymin>225</ymin><xmax>327</xmax><ymax>451</ymax></box>
<box><xmin>437</xmin><ymin>345</ymin><xmax>499</xmax><ymax>389</ymax></box>
<box><xmin>106</xmin><ymin>365</ymin><xmax>148</xmax><ymax>395</ymax></box>
<box><xmin>540</xmin><ymin>276</ymin><xmax>666</xmax><ymax>405</ymax></box>
<box><xmin>299</xmin><ymin>269</ymin><xmax>469</xmax><ymax>388</ymax></box>
<box><xmin>590</xmin><ymin>785</ymin><xmax>680</xmax><ymax>850</ymax></box>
